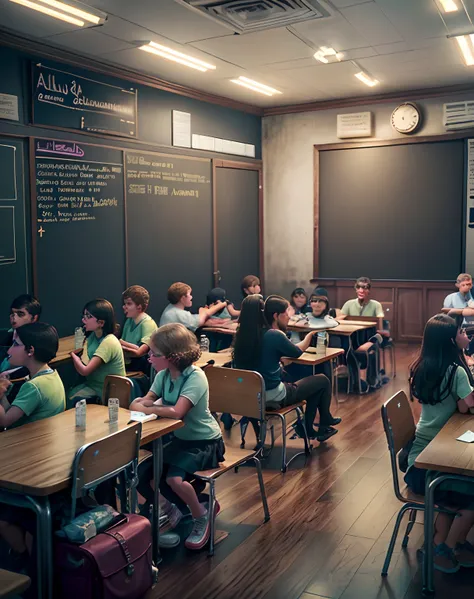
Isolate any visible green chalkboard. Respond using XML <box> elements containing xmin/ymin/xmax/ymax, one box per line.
<box><xmin>34</xmin><ymin>138</ymin><xmax>126</xmax><ymax>336</ymax></box>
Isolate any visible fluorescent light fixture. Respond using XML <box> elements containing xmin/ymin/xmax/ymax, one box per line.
<box><xmin>9</xmin><ymin>0</ymin><xmax>105</xmax><ymax>26</ymax></box>
<box><xmin>37</xmin><ymin>0</ymin><xmax>103</xmax><ymax>24</ymax></box>
<box><xmin>314</xmin><ymin>46</ymin><xmax>344</xmax><ymax>64</ymax></box>
<box><xmin>454</xmin><ymin>34</ymin><xmax>474</xmax><ymax>66</ymax></box>
<box><xmin>439</xmin><ymin>0</ymin><xmax>458</xmax><ymax>12</ymax></box>
<box><xmin>139</xmin><ymin>41</ymin><xmax>216</xmax><ymax>72</ymax></box>
<box><xmin>355</xmin><ymin>70</ymin><xmax>379</xmax><ymax>87</ymax></box>
<box><xmin>10</xmin><ymin>0</ymin><xmax>84</xmax><ymax>25</ymax></box>
<box><xmin>230</xmin><ymin>76</ymin><xmax>282</xmax><ymax>96</ymax></box>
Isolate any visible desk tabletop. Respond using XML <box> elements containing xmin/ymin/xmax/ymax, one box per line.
<box><xmin>415</xmin><ymin>412</ymin><xmax>474</xmax><ymax>477</ymax></box>
<box><xmin>285</xmin><ymin>347</ymin><xmax>345</xmax><ymax>366</ymax></box>
<box><xmin>0</xmin><ymin>405</ymin><xmax>182</xmax><ymax>496</ymax></box>
<box><xmin>51</xmin><ymin>335</ymin><xmax>78</xmax><ymax>366</ymax></box>
<box><xmin>329</xmin><ymin>323</ymin><xmax>375</xmax><ymax>336</ymax></box>
<box><xmin>195</xmin><ymin>350</ymin><xmax>232</xmax><ymax>368</ymax></box>
<box><xmin>201</xmin><ymin>326</ymin><xmax>236</xmax><ymax>336</ymax></box>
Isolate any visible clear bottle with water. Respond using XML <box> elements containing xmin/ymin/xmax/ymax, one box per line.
<box><xmin>200</xmin><ymin>335</ymin><xmax>210</xmax><ymax>352</ymax></box>
<box><xmin>74</xmin><ymin>327</ymin><xmax>85</xmax><ymax>350</ymax></box>
<box><xmin>315</xmin><ymin>331</ymin><xmax>327</xmax><ymax>355</ymax></box>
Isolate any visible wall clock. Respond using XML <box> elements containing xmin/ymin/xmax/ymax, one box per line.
<box><xmin>391</xmin><ymin>103</ymin><xmax>421</xmax><ymax>134</ymax></box>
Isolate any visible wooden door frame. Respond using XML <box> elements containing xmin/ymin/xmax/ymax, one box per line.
<box><xmin>313</xmin><ymin>129</ymin><xmax>474</xmax><ymax>278</ymax></box>
<box><xmin>212</xmin><ymin>159</ymin><xmax>264</xmax><ymax>287</ymax></box>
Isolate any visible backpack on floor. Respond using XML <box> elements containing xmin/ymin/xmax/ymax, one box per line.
<box><xmin>54</xmin><ymin>513</ymin><xmax>156</xmax><ymax>599</ymax></box>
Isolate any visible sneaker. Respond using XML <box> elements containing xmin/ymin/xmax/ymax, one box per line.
<box><xmin>433</xmin><ymin>543</ymin><xmax>460</xmax><ymax>574</ymax></box>
<box><xmin>184</xmin><ymin>510</ymin><xmax>211</xmax><ymax>550</ymax></box>
<box><xmin>315</xmin><ymin>426</ymin><xmax>338</xmax><ymax>442</ymax></box>
<box><xmin>162</xmin><ymin>503</ymin><xmax>184</xmax><ymax>529</ymax></box>
<box><xmin>159</xmin><ymin>532</ymin><xmax>181</xmax><ymax>549</ymax></box>
<box><xmin>325</xmin><ymin>416</ymin><xmax>342</xmax><ymax>426</ymax></box>
<box><xmin>203</xmin><ymin>499</ymin><xmax>221</xmax><ymax>517</ymax></box>
<box><xmin>455</xmin><ymin>541</ymin><xmax>474</xmax><ymax>568</ymax></box>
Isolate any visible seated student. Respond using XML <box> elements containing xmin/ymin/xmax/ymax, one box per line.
<box><xmin>0</xmin><ymin>322</ymin><xmax>65</xmax><ymax>568</ymax></box>
<box><xmin>306</xmin><ymin>288</ymin><xmax>339</xmax><ymax>330</ymax></box>
<box><xmin>340</xmin><ymin>277</ymin><xmax>384</xmax><ymax>320</ymax></box>
<box><xmin>206</xmin><ymin>287</ymin><xmax>240</xmax><ymax>321</ymax></box>
<box><xmin>131</xmin><ymin>324</ymin><xmax>224</xmax><ymax>550</ymax></box>
<box><xmin>289</xmin><ymin>288</ymin><xmax>311</xmax><ymax>317</ymax></box>
<box><xmin>119</xmin><ymin>285</ymin><xmax>157</xmax><ymax>373</ymax></box>
<box><xmin>444</xmin><ymin>273</ymin><xmax>474</xmax><ymax>354</ymax></box>
<box><xmin>405</xmin><ymin>314</ymin><xmax>474</xmax><ymax>572</ymax></box>
<box><xmin>233</xmin><ymin>294</ymin><xmax>340</xmax><ymax>441</ymax></box>
<box><xmin>69</xmin><ymin>299</ymin><xmax>125</xmax><ymax>405</ymax></box>
<box><xmin>0</xmin><ymin>294</ymin><xmax>42</xmax><ymax>374</ymax></box>
<box><xmin>159</xmin><ymin>282</ymin><xmax>228</xmax><ymax>332</ymax></box>
<box><xmin>241</xmin><ymin>275</ymin><xmax>261</xmax><ymax>299</ymax></box>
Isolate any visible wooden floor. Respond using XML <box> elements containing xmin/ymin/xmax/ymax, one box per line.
<box><xmin>149</xmin><ymin>345</ymin><xmax>474</xmax><ymax>599</ymax></box>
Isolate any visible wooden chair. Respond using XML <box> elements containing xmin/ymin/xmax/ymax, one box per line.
<box><xmin>101</xmin><ymin>375</ymin><xmax>133</xmax><ymax>409</ymax></box>
<box><xmin>266</xmin><ymin>403</ymin><xmax>311</xmax><ymax>473</ymax></box>
<box><xmin>380</xmin><ymin>391</ymin><xmax>453</xmax><ymax>576</ymax></box>
<box><xmin>0</xmin><ymin>569</ymin><xmax>31</xmax><ymax>598</ymax></box>
<box><xmin>70</xmin><ymin>423</ymin><xmax>142</xmax><ymax>519</ymax></box>
<box><xmin>196</xmin><ymin>367</ymin><xmax>270</xmax><ymax>556</ymax></box>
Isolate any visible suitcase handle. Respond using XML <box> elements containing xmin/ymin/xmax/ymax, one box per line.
<box><xmin>104</xmin><ymin>526</ymin><xmax>135</xmax><ymax>577</ymax></box>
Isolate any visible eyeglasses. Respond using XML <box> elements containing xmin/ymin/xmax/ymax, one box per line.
<box><xmin>355</xmin><ymin>284</ymin><xmax>370</xmax><ymax>290</ymax></box>
<box><xmin>149</xmin><ymin>349</ymin><xmax>164</xmax><ymax>358</ymax></box>
<box><xmin>83</xmin><ymin>311</ymin><xmax>94</xmax><ymax>319</ymax></box>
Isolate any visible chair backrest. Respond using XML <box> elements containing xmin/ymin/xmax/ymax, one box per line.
<box><xmin>381</xmin><ymin>390</ymin><xmax>415</xmax><ymax>500</ymax></box>
<box><xmin>71</xmin><ymin>422</ymin><xmax>141</xmax><ymax>518</ymax></box>
<box><xmin>102</xmin><ymin>375</ymin><xmax>132</xmax><ymax>409</ymax></box>
<box><xmin>205</xmin><ymin>367</ymin><xmax>265</xmax><ymax>421</ymax></box>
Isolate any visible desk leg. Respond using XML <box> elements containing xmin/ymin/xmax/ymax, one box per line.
<box><xmin>331</xmin><ymin>357</ymin><xmax>340</xmax><ymax>406</ymax></box>
<box><xmin>152</xmin><ymin>436</ymin><xmax>163</xmax><ymax>565</ymax></box>
<box><xmin>423</xmin><ymin>471</ymin><xmax>436</xmax><ymax>595</ymax></box>
<box><xmin>347</xmin><ymin>334</ymin><xmax>361</xmax><ymax>394</ymax></box>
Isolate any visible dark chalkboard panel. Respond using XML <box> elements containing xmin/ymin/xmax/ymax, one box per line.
<box><xmin>0</xmin><ymin>137</ymin><xmax>28</xmax><ymax>323</ymax></box>
<box><xmin>215</xmin><ymin>167</ymin><xmax>260</xmax><ymax>306</ymax></box>
<box><xmin>319</xmin><ymin>141</ymin><xmax>464</xmax><ymax>280</ymax></box>
<box><xmin>34</xmin><ymin>138</ymin><xmax>126</xmax><ymax>336</ymax></box>
<box><xmin>33</xmin><ymin>62</ymin><xmax>138</xmax><ymax>138</ymax></box>
<box><xmin>125</xmin><ymin>151</ymin><xmax>213</xmax><ymax>320</ymax></box>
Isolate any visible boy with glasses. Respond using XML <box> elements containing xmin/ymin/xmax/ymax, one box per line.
<box><xmin>340</xmin><ymin>277</ymin><xmax>384</xmax><ymax>320</ymax></box>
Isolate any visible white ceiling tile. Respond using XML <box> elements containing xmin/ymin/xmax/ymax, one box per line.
<box><xmin>82</xmin><ymin>0</ymin><xmax>231</xmax><ymax>43</ymax></box>
<box><xmin>45</xmin><ymin>29</ymin><xmax>133</xmax><ymax>55</ymax></box>
<box><xmin>191</xmin><ymin>29</ymin><xmax>313</xmax><ymax>68</ymax></box>
<box><xmin>375</xmin><ymin>0</ymin><xmax>448</xmax><ymax>40</ymax></box>
<box><xmin>290</xmin><ymin>13</ymin><xmax>370</xmax><ymax>50</ymax></box>
<box><xmin>342</xmin><ymin>46</ymin><xmax>379</xmax><ymax>59</ymax></box>
<box><xmin>374</xmin><ymin>36</ymin><xmax>450</xmax><ymax>55</ymax></box>
<box><xmin>0</xmin><ymin>0</ymin><xmax>82</xmax><ymax>37</ymax></box>
<box><xmin>341</xmin><ymin>2</ymin><xmax>404</xmax><ymax>45</ymax></box>
<box><xmin>331</xmin><ymin>0</ymin><xmax>373</xmax><ymax>7</ymax></box>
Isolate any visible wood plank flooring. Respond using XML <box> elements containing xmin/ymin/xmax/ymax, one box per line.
<box><xmin>148</xmin><ymin>345</ymin><xmax>474</xmax><ymax>599</ymax></box>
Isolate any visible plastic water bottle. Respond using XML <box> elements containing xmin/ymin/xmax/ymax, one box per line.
<box><xmin>316</xmin><ymin>331</ymin><xmax>327</xmax><ymax>355</ymax></box>
<box><xmin>200</xmin><ymin>335</ymin><xmax>210</xmax><ymax>352</ymax></box>
<box><xmin>74</xmin><ymin>327</ymin><xmax>85</xmax><ymax>349</ymax></box>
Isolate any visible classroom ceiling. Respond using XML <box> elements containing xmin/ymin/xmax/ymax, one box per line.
<box><xmin>2</xmin><ymin>0</ymin><xmax>474</xmax><ymax>109</ymax></box>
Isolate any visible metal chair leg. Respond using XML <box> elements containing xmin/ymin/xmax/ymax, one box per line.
<box><xmin>402</xmin><ymin>508</ymin><xmax>417</xmax><ymax>548</ymax></box>
<box><xmin>295</xmin><ymin>407</ymin><xmax>311</xmax><ymax>455</ymax></box>
<box><xmin>381</xmin><ymin>504</ymin><xmax>411</xmax><ymax>576</ymax></box>
<box><xmin>277</xmin><ymin>413</ymin><xmax>287</xmax><ymax>472</ymax></box>
<box><xmin>208</xmin><ymin>479</ymin><xmax>216</xmax><ymax>557</ymax></box>
<box><xmin>391</xmin><ymin>345</ymin><xmax>396</xmax><ymax>378</ymax></box>
<box><xmin>254</xmin><ymin>456</ymin><xmax>270</xmax><ymax>522</ymax></box>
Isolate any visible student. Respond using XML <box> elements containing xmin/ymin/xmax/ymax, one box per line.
<box><xmin>406</xmin><ymin>314</ymin><xmax>474</xmax><ymax>572</ymax></box>
<box><xmin>233</xmin><ymin>294</ymin><xmax>340</xmax><ymax>441</ymax></box>
<box><xmin>69</xmin><ymin>299</ymin><xmax>125</xmax><ymax>405</ymax></box>
<box><xmin>159</xmin><ymin>282</ymin><xmax>228</xmax><ymax>332</ymax></box>
<box><xmin>206</xmin><ymin>287</ymin><xmax>240</xmax><ymax>320</ymax></box>
<box><xmin>443</xmin><ymin>275</ymin><xmax>474</xmax><ymax>353</ymax></box>
<box><xmin>289</xmin><ymin>288</ymin><xmax>311</xmax><ymax>316</ymax></box>
<box><xmin>241</xmin><ymin>275</ymin><xmax>261</xmax><ymax>299</ymax></box>
<box><xmin>131</xmin><ymin>324</ymin><xmax>224</xmax><ymax>550</ymax></box>
<box><xmin>0</xmin><ymin>322</ymin><xmax>65</xmax><ymax>428</ymax></box>
<box><xmin>340</xmin><ymin>277</ymin><xmax>384</xmax><ymax>320</ymax></box>
<box><xmin>119</xmin><ymin>285</ymin><xmax>157</xmax><ymax>372</ymax></box>
<box><xmin>1</xmin><ymin>294</ymin><xmax>42</xmax><ymax>373</ymax></box>
<box><xmin>306</xmin><ymin>288</ymin><xmax>339</xmax><ymax>330</ymax></box>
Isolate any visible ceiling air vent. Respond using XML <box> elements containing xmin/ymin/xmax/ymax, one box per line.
<box><xmin>175</xmin><ymin>0</ymin><xmax>330</xmax><ymax>34</ymax></box>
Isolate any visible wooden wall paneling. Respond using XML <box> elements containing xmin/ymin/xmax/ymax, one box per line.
<box><xmin>425</xmin><ymin>284</ymin><xmax>454</xmax><ymax>321</ymax></box>
<box><xmin>395</xmin><ymin>287</ymin><xmax>424</xmax><ymax>341</ymax></box>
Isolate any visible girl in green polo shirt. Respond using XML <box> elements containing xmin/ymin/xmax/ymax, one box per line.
<box><xmin>69</xmin><ymin>298</ymin><xmax>125</xmax><ymax>405</ymax></box>
<box><xmin>130</xmin><ymin>323</ymin><xmax>224</xmax><ymax>551</ymax></box>
<box><xmin>406</xmin><ymin>314</ymin><xmax>474</xmax><ymax>573</ymax></box>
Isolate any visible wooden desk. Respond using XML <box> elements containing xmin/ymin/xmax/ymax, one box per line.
<box><xmin>330</xmin><ymin>322</ymin><xmax>375</xmax><ymax>336</ymax></box>
<box><xmin>51</xmin><ymin>335</ymin><xmax>80</xmax><ymax>366</ymax></box>
<box><xmin>195</xmin><ymin>350</ymin><xmax>232</xmax><ymax>368</ymax></box>
<box><xmin>415</xmin><ymin>412</ymin><xmax>474</xmax><ymax>594</ymax></box>
<box><xmin>201</xmin><ymin>326</ymin><xmax>236</xmax><ymax>336</ymax></box>
<box><xmin>0</xmin><ymin>406</ymin><xmax>182</xmax><ymax>598</ymax></box>
<box><xmin>0</xmin><ymin>568</ymin><xmax>31</xmax><ymax>598</ymax></box>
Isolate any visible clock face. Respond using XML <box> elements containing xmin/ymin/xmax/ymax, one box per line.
<box><xmin>391</xmin><ymin>103</ymin><xmax>421</xmax><ymax>134</ymax></box>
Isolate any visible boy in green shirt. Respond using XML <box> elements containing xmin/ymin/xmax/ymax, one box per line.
<box><xmin>1</xmin><ymin>294</ymin><xmax>42</xmax><ymax>374</ymax></box>
<box><xmin>119</xmin><ymin>285</ymin><xmax>157</xmax><ymax>373</ymax></box>
<box><xmin>340</xmin><ymin>277</ymin><xmax>384</xmax><ymax>321</ymax></box>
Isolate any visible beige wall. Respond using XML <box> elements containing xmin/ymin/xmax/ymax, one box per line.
<box><xmin>262</xmin><ymin>91</ymin><xmax>474</xmax><ymax>298</ymax></box>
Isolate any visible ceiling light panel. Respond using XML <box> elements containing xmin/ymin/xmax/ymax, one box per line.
<box><xmin>139</xmin><ymin>42</ymin><xmax>216</xmax><ymax>72</ymax></box>
<box><xmin>230</xmin><ymin>76</ymin><xmax>282</xmax><ymax>96</ymax></box>
<box><xmin>9</xmin><ymin>0</ymin><xmax>106</xmax><ymax>26</ymax></box>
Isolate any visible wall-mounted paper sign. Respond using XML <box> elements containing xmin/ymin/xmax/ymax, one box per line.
<box><xmin>172</xmin><ymin>110</ymin><xmax>191</xmax><ymax>148</ymax></box>
<box><xmin>337</xmin><ymin>112</ymin><xmax>372</xmax><ymax>139</ymax></box>
<box><xmin>0</xmin><ymin>93</ymin><xmax>19</xmax><ymax>121</ymax></box>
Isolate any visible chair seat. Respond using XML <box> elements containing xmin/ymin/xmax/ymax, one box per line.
<box><xmin>138</xmin><ymin>449</ymin><xmax>152</xmax><ymax>465</ymax></box>
<box><xmin>126</xmin><ymin>371</ymin><xmax>143</xmax><ymax>378</ymax></box>
<box><xmin>400</xmin><ymin>484</ymin><xmax>425</xmax><ymax>504</ymax></box>
<box><xmin>0</xmin><ymin>569</ymin><xmax>31</xmax><ymax>598</ymax></box>
<box><xmin>194</xmin><ymin>446</ymin><xmax>256</xmax><ymax>479</ymax></box>
<box><xmin>265</xmin><ymin>401</ymin><xmax>305</xmax><ymax>417</ymax></box>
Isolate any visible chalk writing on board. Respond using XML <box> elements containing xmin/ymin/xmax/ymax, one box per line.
<box><xmin>36</xmin><ymin>139</ymin><xmax>85</xmax><ymax>158</ymax></box>
<box><xmin>33</xmin><ymin>63</ymin><xmax>137</xmax><ymax>137</ymax></box>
